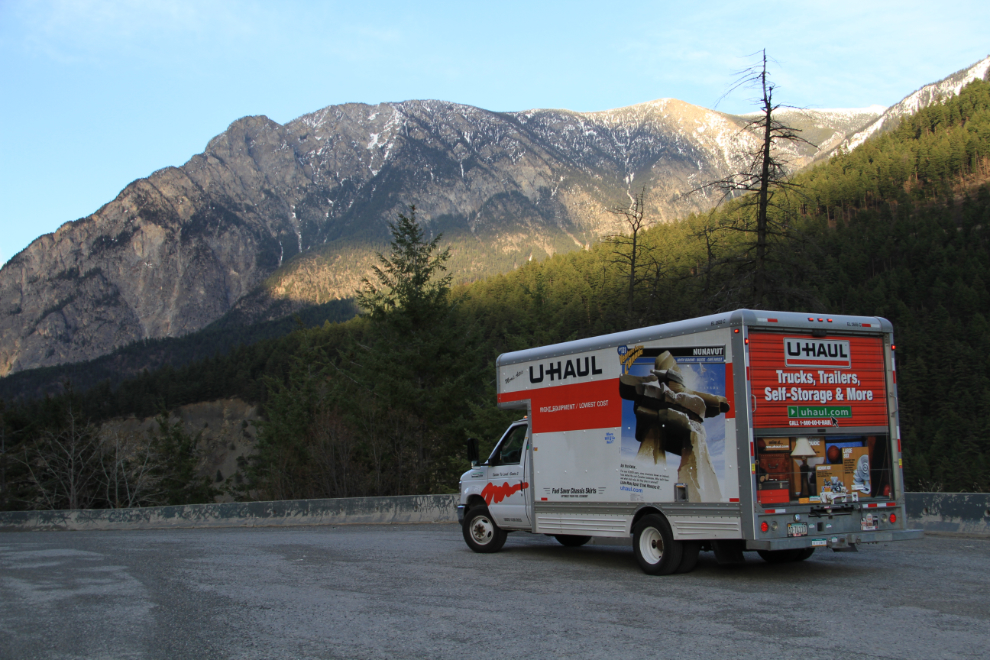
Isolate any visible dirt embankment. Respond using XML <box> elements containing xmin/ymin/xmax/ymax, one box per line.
<box><xmin>100</xmin><ymin>398</ymin><xmax>260</xmax><ymax>501</ymax></box>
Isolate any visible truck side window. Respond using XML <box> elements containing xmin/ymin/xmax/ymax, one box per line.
<box><xmin>493</xmin><ymin>425</ymin><xmax>527</xmax><ymax>465</ymax></box>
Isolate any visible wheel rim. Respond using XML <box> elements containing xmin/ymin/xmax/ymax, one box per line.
<box><xmin>639</xmin><ymin>527</ymin><xmax>663</xmax><ymax>564</ymax></box>
<box><xmin>470</xmin><ymin>515</ymin><xmax>495</xmax><ymax>545</ymax></box>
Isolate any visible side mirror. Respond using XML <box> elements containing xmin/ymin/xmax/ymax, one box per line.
<box><xmin>466</xmin><ymin>437</ymin><xmax>479</xmax><ymax>466</ymax></box>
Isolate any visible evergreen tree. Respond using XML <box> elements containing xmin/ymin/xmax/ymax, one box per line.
<box><xmin>344</xmin><ymin>205</ymin><xmax>482</xmax><ymax>493</ymax></box>
<box><xmin>356</xmin><ymin>205</ymin><xmax>452</xmax><ymax>330</ymax></box>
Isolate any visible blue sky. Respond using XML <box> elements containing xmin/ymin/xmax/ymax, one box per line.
<box><xmin>1</xmin><ymin>0</ymin><xmax>988</xmax><ymax>265</ymax></box>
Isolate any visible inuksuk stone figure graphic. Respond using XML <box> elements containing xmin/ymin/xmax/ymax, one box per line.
<box><xmin>619</xmin><ymin>350</ymin><xmax>730</xmax><ymax>501</ymax></box>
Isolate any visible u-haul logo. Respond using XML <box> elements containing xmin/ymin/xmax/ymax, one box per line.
<box><xmin>784</xmin><ymin>338</ymin><xmax>851</xmax><ymax>368</ymax></box>
<box><xmin>529</xmin><ymin>356</ymin><xmax>603</xmax><ymax>383</ymax></box>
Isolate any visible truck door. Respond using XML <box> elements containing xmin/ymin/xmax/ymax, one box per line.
<box><xmin>485</xmin><ymin>423</ymin><xmax>531</xmax><ymax>530</ymax></box>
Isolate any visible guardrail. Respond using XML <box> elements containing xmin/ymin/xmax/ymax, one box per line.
<box><xmin>905</xmin><ymin>492</ymin><xmax>990</xmax><ymax>536</ymax></box>
<box><xmin>0</xmin><ymin>494</ymin><xmax>459</xmax><ymax>532</ymax></box>
<box><xmin>0</xmin><ymin>492</ymin><xmax>987</xmax><ymax>536</ymax></box>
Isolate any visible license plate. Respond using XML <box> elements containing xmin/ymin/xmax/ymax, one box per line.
<box><xmin>811</xmin><ymin>538</ymin><xmax>827</xmax><ymax>547</ymax></box>
<box><xmin>787</xmin><ymin>522</ymin><xmax>808</xmax><ymax>537</ymax></box>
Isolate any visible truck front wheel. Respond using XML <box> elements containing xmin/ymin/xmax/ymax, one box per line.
<box><xmin>462</xmin><ymin>506</ymin><xmax>507</xmax><ymax>553</ymax></box>
<box><xmin>632</xmin><ymin>514</ymin><xmax>683</xmax><ymax>575</ymax></box>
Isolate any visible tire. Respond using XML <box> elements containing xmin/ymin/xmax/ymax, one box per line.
<box><xmin>554</xmin><ymin>535</ymin><xmax>592</xmax><ymax>547</ymax></box>
<box><xmin>794</xmin><ymin>547</ymin><xmax>815</xmax><ymax>561</ymax></box>
<box><xmin>632</xmin><ymin>514</ymin><xmax>682</xmax><ymax>575</ymax></box>
<box><xmin>757</xmin><ymin>549</ymin><xmax>802</xmax><ymax>563</ymax></box>
<box><xmin>676</xmin><ymin>541</ymin><xmax>701</xmax><ymax>574</ymax></box>
<box><xmin>462</xmin><ymin>506</ymin><xmax>507</xmax><ymax>553</ymax></box>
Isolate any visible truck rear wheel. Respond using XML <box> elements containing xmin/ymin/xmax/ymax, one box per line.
<box><xmin>554</xmin><ymin>535</ymin><xmax>591</xmax><ymax>547</ymax></box>
<box><xmin>462</xmin><ymin>506</ymin><xmax>507</xmax><ymax>553</ymax></box>
<box><xmin>676</xmin><ymin>541</ymin><xmax>701</xmax><ymax>574</ymax></box>
<box><xmin>632</xmin><ymin>514</ymin><xmax>682</xmax><ymax>575</ymax></box>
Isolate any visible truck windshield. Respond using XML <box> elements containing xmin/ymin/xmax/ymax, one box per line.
<box><xmin>491</xmin><ymin>425</ymin><xmax>527</xmax><ymax>465</ymax></box>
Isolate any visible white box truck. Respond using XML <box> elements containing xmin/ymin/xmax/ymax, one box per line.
<box><xmin>457</xmin><ymin>309</ymin><xmax>922</xmax><ymax>574</ymax></box>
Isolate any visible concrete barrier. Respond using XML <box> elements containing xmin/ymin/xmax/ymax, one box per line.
<box><xmin>0</xmin><ymin>494</ymin><xmax>459</xmax><ymax>532</ymax></box>
<box><xmin>1</xmin><ymin>492</ymin><xmax>986</xmax><ymax>536</ymax></box>
<box><xmin>905</xmin><ymin>492</ymin><xmax>990</xmax><ymax>537</ymax></box>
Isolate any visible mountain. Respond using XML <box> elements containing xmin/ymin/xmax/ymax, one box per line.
<box><xmin>18</xmin><ymin>57</ymin><xmax>988</xmax><ymax>380</ymax></box>
<box><xmin>0</xmin><ymin>95</ymin><xmax>884</xmax><ymax>377</ymax></box>
<box><xmin>226</xmin><ymin>100</ymin><xmax>886</xmax><ymax>326</ymax></box>
<box><xmin>774</xmin><ymin>106</ymin><xmax>888</xmax><ymax>157</ymax></box>
<box><xmin>840</xmin><ymin>55</ymin><xmax>990</xmax><ymax>153</ymax></box>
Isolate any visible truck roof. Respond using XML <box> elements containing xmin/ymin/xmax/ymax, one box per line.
<box><xmin>496</xmin><ymin>309</ymin><xmax>892</xmax><ymax>367</ymax></box>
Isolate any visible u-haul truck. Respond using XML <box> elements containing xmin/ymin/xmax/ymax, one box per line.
<box><xmin>457</xmin><ymin>309</ymin><xmax>922</xmax><ymax>574</ymax></box>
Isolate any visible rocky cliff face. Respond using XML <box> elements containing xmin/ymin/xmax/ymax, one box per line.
<box><xmin>0</xmin><ymin>116</ymin><xmax>302</xmax><ymax>374</ymax></box>
<box><xmin>0</xmin><ymin>97</ymin><xmax>881</xmax><ymax>376</ymax></box>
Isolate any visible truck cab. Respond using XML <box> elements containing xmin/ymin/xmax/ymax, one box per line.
<box><xmin>457</xmin><ymin>421</ymin><xmax>532</xmax><ymax>552</ymax></box>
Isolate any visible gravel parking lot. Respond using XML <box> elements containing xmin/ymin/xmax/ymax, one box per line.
<box><xmin>1</xmin><ymin>524</ymin><xmax>987</xmax><ymax>659</ymax></box>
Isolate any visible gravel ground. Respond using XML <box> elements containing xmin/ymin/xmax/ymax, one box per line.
<box><xmin>1</xmin><ymin>524</ymin><xmax>987</xmax><ymax>659</ymax></box>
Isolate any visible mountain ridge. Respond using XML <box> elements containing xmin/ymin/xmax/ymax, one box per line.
<box><xmin>5</xmin><ymin>58</ymin><xmax>985</xmax><ymax>377</ymax></box>
<box><xmin>840</xmin><ymin>55</ymin><xmax>990</xmax><ymax>153</ymax></box>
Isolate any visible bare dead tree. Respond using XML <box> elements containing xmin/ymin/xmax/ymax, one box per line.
<box><xmin>639</xmin><ymin>231</ymin><xmax>680</xmax><ymax>323</ymax></box>
<box><xmin>690</xmin><ymin>216</ymin><xmax>752</xmax><ymax>312</ymax></box>
<box><xmin>96</xmin><ymin>426</ymin><xmax>163</xmax><ymax>509</ymax></box>
<box><xmin>0</xmin><ymin>405</ymin><xmax>11</xmax><ymax>503</ymax></box>
<box><xmin>310</xmin><ymin>403</ymin><xmax>357</xmax><ymax>498</ymax></box>
<box><xmin>348</xmin><ymin>391</ymin><xmax>388</xmax><ymax>497</ymax></box>
<box><xmin>692</xmin><ymin>50</ymin><xmax>814</xmax><ymax>307</ymax></box>
<box><xmin>384</xmin><ymin>405</ymin><xmax>422</xmax><ymax>495</ymax></box>
<box><xmin>695</xmin><ymin>220</ymin><xmax>722</xmax><ymax>302</ymax></box>
<box><xmin>606</xmin><ymin>187</ymin><xmax>654</xmax><ymax>322</ymax></box>
<box><xmin>19</xmin><ymin>406</ymin><xmax>100</xmax><ymax>510</ymax></box>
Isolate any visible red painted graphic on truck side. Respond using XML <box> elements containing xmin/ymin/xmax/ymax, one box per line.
<box><xmin>482</xmin><ymin>481</ymin><xmax>530</xmax><ymax>505</ymax></box>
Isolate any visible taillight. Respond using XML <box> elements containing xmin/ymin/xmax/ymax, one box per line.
<box><xmin>889</xmin><ymin>513</ymin><xmax>897</xmax><ymax>524</ymax></box>
<box><xmin>760</xmin><ymin>521</ymin><xmax>769</xmax><ymax>532</ymax></box>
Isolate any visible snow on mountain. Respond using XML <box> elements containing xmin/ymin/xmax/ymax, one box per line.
<box><xmin>841</xmin><ymin>55</ymin><xmax>990</xmax><ymax>153</ymax></box>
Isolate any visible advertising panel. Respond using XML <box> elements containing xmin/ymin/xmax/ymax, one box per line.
<box><xmin>617</xmin><ymin>344</ymin><xmax>731</xmax><ymax>503</ymax></box>
<box><xmin>749</xmin><ymin>333</ymin><xmax>888</xmax><ymax>429</ymax></box>
<box><xmin>496</xmin><ymin>331</ymin><xmax>736</xmax><ymax>505</ymax></box>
